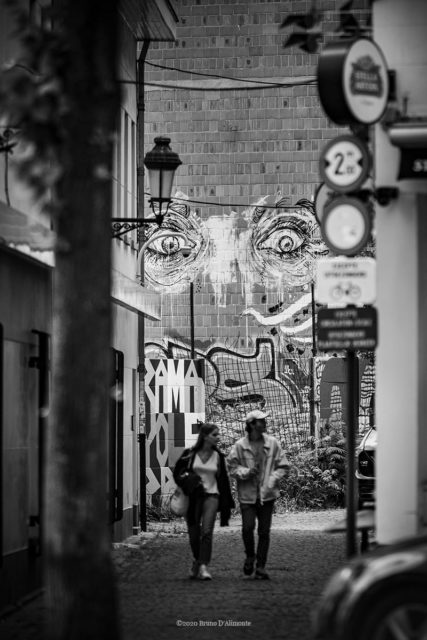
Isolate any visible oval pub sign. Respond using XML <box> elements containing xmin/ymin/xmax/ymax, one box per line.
<box><xmin>318</xmin><ymin>38</ymin><xmax>389</xmax><ymax>126</ymax></box>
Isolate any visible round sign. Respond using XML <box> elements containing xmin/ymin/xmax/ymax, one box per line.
<box><xmin>344</xmin><ymin>39</ymin><xmax>389</xmax><ymax>124</ymax></box>
<box><xmin>321</xmin><ymin>196</ymin><xmax>372</xmax><ymax>256</ymax></box>
<box><xmin>320</xmin><ymin>135</ymin><xmax>371</xmax><ymax>193</ymax></box>
<box><xmin>314</xmin><ymin>183</ymin><xmax>334</xmax><ymax>223</ymax></box>
<box><xmin>318</xmin><ymin>38</ymin><xmax>389</xmax><ymax>126</ymax></box>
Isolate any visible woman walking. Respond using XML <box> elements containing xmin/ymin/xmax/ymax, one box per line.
<box><xmin>173</xmin><ymin>423</ymin><xmax>234</xmax><ymax>580</ymax></box>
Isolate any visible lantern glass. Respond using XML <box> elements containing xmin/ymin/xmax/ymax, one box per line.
<box><xmin>146</xmin><ymin>167</ymin><xmax>176</xmax><ymax>202</ymax></box>
<box><xmin>144</xmin><ymin>137</ymin><xmax>182</xmax><ymax>215</ymax></box>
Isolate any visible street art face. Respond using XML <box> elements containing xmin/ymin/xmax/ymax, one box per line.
<box><xmin>143</xmin><ymin>192</ymin><xmax>327</xmax><ymax>316</ymax></box>
<box><xmin>248</xmin><ymin>197</ymin><xmax>326</xmax><ymax>287</ymax></box>
<box><xmin>143</xmin><ymin>196</ymin><xmax>209</xmax><ymax>289</ymax></box>
<box><xmin>242</xmin><ymin>196</ymin><xmax>328</xmax><ymax>344</ymax></box>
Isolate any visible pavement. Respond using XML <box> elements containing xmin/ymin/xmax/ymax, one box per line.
<box><xmin>0</xmin><ymin>509</ymin><xmax>348</xmax><ymax>640</ymax></box>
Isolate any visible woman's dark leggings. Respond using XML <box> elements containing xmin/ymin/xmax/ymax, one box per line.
<box><xmin>187</xmin><ymin>493</ymin><xmax>219</xmax><ymax>564</ymax></box>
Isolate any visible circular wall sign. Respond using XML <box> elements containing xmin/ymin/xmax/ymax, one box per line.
<box><xmin>314</xmin><ymin>182</ymin><xmax>334</xmax><ymax>223</ymax></box>
<box><xmin>320</xmin><ymin>135</ymin><xmax>371</xmax><ymax>193</ymax></box>
<box><xmin>321</xmin><ymin>196</ymin><xmax>372</xmax><ymax>256</ymax></box>
<box><xmin>318</xmin><ymin>38</ymin><xmax>389</xmax><ymax>126</ymax></box>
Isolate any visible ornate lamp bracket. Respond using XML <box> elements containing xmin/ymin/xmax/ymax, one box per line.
<box><xmin>111</xmin><ymin>215</ymin><xmax>163</xmax><ymax>239</ymax></box>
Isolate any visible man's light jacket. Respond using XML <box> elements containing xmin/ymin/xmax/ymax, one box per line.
<box><xmin>227</xmin><ymin>434</ymin><xmax>290</xmax><ymax>504</ymax></box>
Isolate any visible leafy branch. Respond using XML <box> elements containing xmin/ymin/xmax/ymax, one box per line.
<box><xmin>0</xmin><ymin>2</ymin><xmax>70</xmax><ymax>201</ymax></box>
<box><xmin>280</xmin><ymin>0</ymin><xmax>372</xmax><ymax>55</ymax></box>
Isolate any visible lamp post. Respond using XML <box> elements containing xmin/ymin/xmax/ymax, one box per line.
<box><xmin>136</xmin><ymin>137</ymin><xmax>181</xmax><ymax>532</ymax></box>
<box><xmin>310</xmin><ymin>280</ymin><xmax>317</xmax><ymax>440</ymax></box>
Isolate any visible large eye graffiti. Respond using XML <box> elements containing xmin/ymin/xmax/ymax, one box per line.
<box><xmin>256</xmin><ymin>218</ymin><xmax>306</xmax><ymax>255</ymax></box>
<box><xmin>249</xmin><ymin>201</ymin><xmax>328</xmax><ymax>287</ymax></box>
<box><xmin>143</xmin><ymin>196</ymin><xmax>209</xmax><ymax>290</ymax></box>
<box><xmin>147</xmin><ymin>233</ymin><xmax>188</xmax><ymax>257</ymax></box>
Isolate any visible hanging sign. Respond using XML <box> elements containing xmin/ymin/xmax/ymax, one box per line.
<box><xmin>318</xmin><ymin>38</ymin><xmax>389</xmax><ymax>126</ymax></box>
<box><xmin>317</xmin><ymin>306</ymin><xmax>378</xmax><ymax>351</ymax></box>
<box><xmin>320</xmin><ymin>135</ymin><xmax>371</xmax><ymax>193</ymax></box>
<box><xmin>321</xmin><ymin>196</ymin><xmax>372</xmax><ymax>257</ymax></box>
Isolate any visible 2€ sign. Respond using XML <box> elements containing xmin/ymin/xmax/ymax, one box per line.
<box><xmin>319</xmin><ymin>135</ymin><xmax>371</xmax><ymax>193</ymax></box>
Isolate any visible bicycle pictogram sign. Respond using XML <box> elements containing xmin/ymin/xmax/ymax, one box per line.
<box><xmin>330</xmin><ymin>281</ymin><xmax>361</xmax><ymax>302</ymax></box>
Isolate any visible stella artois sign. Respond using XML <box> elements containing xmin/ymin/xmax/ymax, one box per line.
<box><xmin>318</xmin><ymin>38</ymin><xmax>389</xmax><ymax>126</ymax></box>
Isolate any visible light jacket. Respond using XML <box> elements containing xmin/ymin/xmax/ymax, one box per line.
<box><xmin>226</xmin><ymin>434</ymin><xmax>290</xmax><ymax>504</ymax></box>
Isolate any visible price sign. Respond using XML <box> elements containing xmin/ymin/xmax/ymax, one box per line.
<box><xmin>320</xmin><ymin>135</ymin><xmax>370</xmax><ymax>193</ymax></box>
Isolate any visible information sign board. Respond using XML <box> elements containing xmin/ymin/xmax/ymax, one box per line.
<box><xmin>316</xmin><ymin>257</ymin><xmax>376</xmax><ymax>305</ymax></box>
<box><xmin>317</xmin><ymin>306</ymin><xmax>377</xmax><ymax>351</ymax></box>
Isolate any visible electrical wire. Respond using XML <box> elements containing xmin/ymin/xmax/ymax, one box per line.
<box><xmin>145</xmin><ymin>59</ymin><xmax>315</xmax><ymax>87</ymax></box>
<box><xmin>119</xmin><ymin>78</ymin><xmax>317</xmax><ymax>91</ymax></box>
<box><xmin>144</xmin><ymin>191</ymin><xmax>308</xmax><ymax>209</ymax></box>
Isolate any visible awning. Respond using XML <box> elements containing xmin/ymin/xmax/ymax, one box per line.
<box><xmin>120</xmin><ymin>0</ymin><xmax>178</xmax><ymax>41</ymax></box>
<box><xmin>111</xmin><ymin>269</ymin><xmax>161</xmax><ymax>320</ymax></box>
<box><xmin>0</xmin><ymin>201</ymin><xmax>56</xmax><ymax>266</ymax></box>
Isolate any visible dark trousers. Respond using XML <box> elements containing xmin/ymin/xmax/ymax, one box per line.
<box><xmin>187</xmin><ymin>493</ymin><xmax>219</xmax><ymax>565</ymax></box>
<box><xmin>240</xmin><ymin>499</ymin><xmax>274</xmax><ymax>568</ymax></box>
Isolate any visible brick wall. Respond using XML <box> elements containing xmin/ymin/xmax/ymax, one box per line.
<box><xmin>142</xmin><ymin>0</ymin><xmax>374</xmax><ymax>441</ymax></box>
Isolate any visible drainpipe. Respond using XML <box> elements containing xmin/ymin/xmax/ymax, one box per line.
<box><xmin>137</xmin><ymin>39</ymin><xmax>149</xmax><ymax>532</ymax></box>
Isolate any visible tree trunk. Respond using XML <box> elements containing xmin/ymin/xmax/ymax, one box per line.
<box><xmin>44</xmin><ymin>1</ymin><xmax>120</xmax><ymax>638</ymax></box>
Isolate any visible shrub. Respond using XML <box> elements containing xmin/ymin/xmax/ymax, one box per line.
<box><xmin>278</xmin><ymin>433</ymin><xmax>346</xmax><ymax>511</ymax></box>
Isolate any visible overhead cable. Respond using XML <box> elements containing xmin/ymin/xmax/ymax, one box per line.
<box><xmin>144</xmin><ymin>191</ymin><xmax>304</xmax><ymax>209</ymax></box>
<box><xmin>120</xmin><ymin>78</ymin><xmax>317</xmax><ymax>91</ymax></box>
<box><xmin>145</xmin><ymin>59</ymin><xmax>314</xmax><ymax>87</ymax></box>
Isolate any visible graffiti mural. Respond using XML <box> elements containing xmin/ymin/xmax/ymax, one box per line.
<box><xmin>145</xmin><ymin>339</ymin><xmax>375</xmax><ymax>453</ymax></box>
<box><xmin>143</xmin><ymin>192</ymin><xmax>375</xmax><ymax>500</ymax></box>
<box><xmin>144</xmin><ymin>359</ymin><xmax>205</xmax><ymax>502</ymax></box>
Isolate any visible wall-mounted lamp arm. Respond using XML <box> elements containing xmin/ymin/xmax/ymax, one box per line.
<box><xmin>111</xmin><ymin>215</ymin><xmax>163</xmax><ymax>239</ymax></box>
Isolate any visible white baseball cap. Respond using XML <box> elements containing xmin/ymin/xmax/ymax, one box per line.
<box><xmin>245</xmin><ymin>409</ymin><xmax>269</xmax><ymax>423</ymax></box>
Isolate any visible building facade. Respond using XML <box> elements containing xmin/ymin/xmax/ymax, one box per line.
<box><xmin>0</xmin><ymin>0</ymin><xmax>177</xmax><ymax>609</ymax></box>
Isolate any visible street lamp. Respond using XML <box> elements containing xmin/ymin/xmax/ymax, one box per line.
<box><xmin>111</xmin><ymin>136</ymin><xmax>182</xmax><ymax>239</ymax></box>
<box><xmin>144</xmin><ymin>136</ymin><xmax>182</xmax><ymax>222</ymax></box>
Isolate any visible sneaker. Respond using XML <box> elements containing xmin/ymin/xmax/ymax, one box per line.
<box><xmin>189</xmin><ymin>560</ymin><xmax>199</xmax><ymax>579</ymax></box>
<box><xmin>198</xmin><ymin>564</ymin><xmax>212</xmax><ymax>580</ymax></box>
<box><xmin>243</xmin><ymin>556</ymin><xmax>255</xmax><ymax>576</ymax></box>
<box><xmin>255</xmin><ymin>567</ymin><xmax>270</xmax><ymax>580</ymax></box>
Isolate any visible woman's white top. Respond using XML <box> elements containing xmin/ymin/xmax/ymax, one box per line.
<box><xmin>193</xmin><ymin>451</ymin><xmax>219</xmax><ymax>494</ymax></box>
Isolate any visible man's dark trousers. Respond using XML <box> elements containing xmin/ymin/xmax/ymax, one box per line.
<box><xmin>240</xmin><ymin>499</ymin><xmax>274</xmax><ymax>567</ymax></box>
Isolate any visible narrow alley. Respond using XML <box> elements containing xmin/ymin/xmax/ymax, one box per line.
<box><xmin>1</xmin><ymin>510</ymin><xmax>347</xmax><ymax>640</ymax></box>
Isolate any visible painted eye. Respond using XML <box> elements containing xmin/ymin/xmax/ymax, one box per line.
<box><xmin>258</xmin><ymin>225</ymin><xmax>305</xmax><ymax>256</ymax></box>
<box><xmin>147</xmin><ymin>234</ymin><xmax>183</xmax><ymax>257</ymax></box>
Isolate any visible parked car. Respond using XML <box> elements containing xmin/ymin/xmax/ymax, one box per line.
<box><xmin>356</xmin><ymin>426</ymin><xmax>376</xmax><ymax>509</ymax></box>
<box><xmin>312</xmin><ymin>534</ymin><xmax>427</xmax><ymax>640</ymax></box>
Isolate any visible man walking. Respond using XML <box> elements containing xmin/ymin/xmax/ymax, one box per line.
<box><xmin>227</xmin><ymin>410</ymin><xmax>290</xmax><ymax>580</ymax></box>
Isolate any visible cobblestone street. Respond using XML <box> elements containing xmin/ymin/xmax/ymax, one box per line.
<box><xmin>0</xmin><ymin>510</ymin><xmax>347</xmax><ymax>640</ymax></box>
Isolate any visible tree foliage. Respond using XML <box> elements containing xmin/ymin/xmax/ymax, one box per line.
<box><xmin>0</xmin><ymin>3</ymin><xmax>70</xmax><ymax>201</ymax></box>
